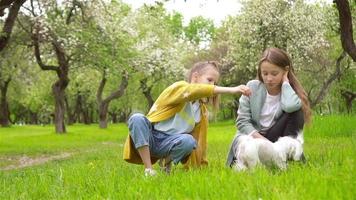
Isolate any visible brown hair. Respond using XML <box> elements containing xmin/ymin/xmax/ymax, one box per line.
<box><xmin>257</xmin><ymin>48</ymin><xmax>311</xmax><ymax>124</ymax></box>
<box><xmin>186</xmin><ymin>61</ymin><xmax>220</xmax><ymax>112</ymax></box>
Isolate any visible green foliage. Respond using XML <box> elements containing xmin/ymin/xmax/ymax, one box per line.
<box><xmin>164</xmin><ymin>11</ymin><xmax>184</xmax><ymax>38</ymax></box>
<box><xmin>220</xmin><ymin>0</ymin><xmax>330</xmax><ymax>71</ymax></box>
<box><xmin>0</xmin><ymin>115</ymin><xmax>355</xmax><ymax>199</ymax></box>
<box><xmin>77</xmin><ymin>0</ymin><xmax>135</xmax><ymax>72</ymax></box>
<box><xmin>184</xmin><ymin>16</ymin><xmax>215</xmax><ymax>47</ymax></box>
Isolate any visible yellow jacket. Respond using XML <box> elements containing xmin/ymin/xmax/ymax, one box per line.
<box><xmin>123</xmin><ymin>81</ymin><xmax>215</xmax><ymax>167</ymax></box>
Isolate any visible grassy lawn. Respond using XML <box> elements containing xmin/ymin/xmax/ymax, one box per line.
<box><xmin>0</xmin><ymin>115</ymin><xmax>355</xmax><ymax>199</ymax></box>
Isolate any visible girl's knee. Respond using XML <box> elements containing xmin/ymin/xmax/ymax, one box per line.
<box><xmin>181</xmin><ymin>134</ymin><xmax>197</xmax><ymax>152</ymax></box>
<box><xmin>128</xmin><ymin>113</ymin><xmax>146</xmax><ymax>125</ymax></box>
<box><xmin>290</xmin><ymin>109</ymin><xmax>304</xmax><ymax>126</ymax></box>
<box><xmin>291</xmin><ymin>109</ymin><xmax>304</xmax><ymax>119</ymax></box>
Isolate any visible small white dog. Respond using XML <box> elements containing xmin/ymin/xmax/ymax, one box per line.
<box><xmin>233</xmin><ymin>132</ymin><xmax>305</xmax><ymax>171</ymax></box>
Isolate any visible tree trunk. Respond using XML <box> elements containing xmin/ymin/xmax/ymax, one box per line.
<box><xmin>98</xmin><ymin>102</ymin><xmax>109</xmax><ymax>128</ymax></box>
<box><xmin>29</xmin><ymin>111</ymin><xmax>38</xmax><ymax>124</ymax></box>
<box><xmin>53</xmin><ymin>80</ymin><xmax>67</xmax><ymax>133</ymax></box>
<box><xmin>75</xmin><ymin>94</ymin><xmax>83</xmax><ymax>123</ymax></box>
<box><xmin>231</xmin><ymin>97</ymin><xmax>239</xmax><ymax>119</ymax></box>
<box><xmin>112</xmin><ymin>113</ymin><xmax>118</xmax><ymax>123</ymax></box>
<box><xmin>89</xmin><ymin>107</ymin><xmax>94</xmax><ymax>124</ymax></box>
<box><xmin>334</xmin><ymin>0</ymin><xmax>356</xmax><ymax>61</ymax></box>
<box><xmin>0</xmin><ymin>77</ymin><xmax>11</xmax><ymax>127</ymax></box>
<box><xmin>65</xmin><ymin>96</ymin><xmax>75</xmax><ymax>125</ymax></box>
<box><xmin>12</xmin><ymin>104</ymin><xmax>26</xmax><ymax>124</ymax></box>
<box><xmin>96</xmin><ymin>70</ymin><xmax>128</xmax><ymax>129</ymax></box>
<box><xmin>65</xmin><ymin>92</ymin><xmax>85</xmax><ymax>124</ymax></box>
<box><xmin>32</xmin><ymin>26</ymin><xmax>70</xmax><ymax>133</ymax></box>
<box><xmin>140</xmin><ymin>78</ymin><xmax>154</xmax><ymax>109</ymax></box>
<box><xmin>118</xmin><ymin>108</ymin><xmax>132</xmax><ymax>122</ymax></box>
<box><xmin>109</xmin><ymin>111</ymin><xmax>118</xmax><ymax>123</ymax></box>
<box><xmin>82</xmin><ymin>105</ymin><xmax>91</xmax><ymax>124</ymax></box>
<box><xmin>341</xmin><ymin>90</ymin><xmax>356</xmax><ymax>114</ymax></box>
<box><xmin>327</xmin><ymin>103</ymin><xmax>332</xmax><ymax>114</ymax></box>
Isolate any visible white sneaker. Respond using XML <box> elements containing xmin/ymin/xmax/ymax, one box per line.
<box><xmin>144</xmin><ymin>168</ymin><xmax>157</xmax><ymax>177</ymax></box>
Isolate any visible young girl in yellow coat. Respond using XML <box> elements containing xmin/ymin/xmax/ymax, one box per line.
<box><xmin>123</xmin><ymin>61</ymin><xmax>251</xmax><ymax>176</ymax></box>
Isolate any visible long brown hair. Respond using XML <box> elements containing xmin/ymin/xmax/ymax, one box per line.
<box><xmin>186</xmin><ymin>61</ymin><xmax>220</xmax><ymax>112</ymax></box>
<box><xmin>257</xmin><ymin>48</ymin><xmax>311</xmax><ymax>124</ymax></box>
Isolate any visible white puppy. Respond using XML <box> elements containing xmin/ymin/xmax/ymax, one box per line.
<box><xmin>233</xmin><ymin>132</ymin><xmax>304</xmax><ymax>171</ymax></box>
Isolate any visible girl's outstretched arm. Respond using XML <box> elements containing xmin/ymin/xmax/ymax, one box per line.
<box><xmin>214</xmin><ymin>85</ymin><xmax>251</xmax><ymax>96</ymax></box>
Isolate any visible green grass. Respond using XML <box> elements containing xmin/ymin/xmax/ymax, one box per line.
<box><xmin>0</xmin><ymin>115</ymin><xmax>355</xmax><ymax>199</ymax></box>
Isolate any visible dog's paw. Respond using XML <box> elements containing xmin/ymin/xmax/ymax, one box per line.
<box><xmin>276</xmin><ymin>161</ymin><xmax>287</xmax><ymax>171</ymax></box>
<box><xmin>232</xmin><ymin>163</ymin><xmax>247</xmax><ymax>172</ymax></box>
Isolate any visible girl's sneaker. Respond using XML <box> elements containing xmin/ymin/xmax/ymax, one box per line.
<box><xmin>144</xmin><ymin>168</ymin><xmax>157</xmax><ymax>177</ymax></box>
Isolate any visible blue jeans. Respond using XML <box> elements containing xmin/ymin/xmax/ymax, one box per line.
<box><xmin>128</xmin><ymin>113</ymin><xmax>197</xmax><ymax>164</ymax></box>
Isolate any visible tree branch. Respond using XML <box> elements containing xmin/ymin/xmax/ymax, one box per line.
<box><xmin>96</xmin><ymin>69</ymin><xmax>107</xmax><ymax>103</ymax></box>
<box><xmin>0</xmin><ymin>0</ymin><xmax>15</xmax><ymax>16</ymax></box>
<box><xmin>32</xmin><ymin>30</ymin><xmax>60</xmax><ymax>72</ymax></box>
<box><xmin>341</xmin><ymin>90</ymin><xmax>356</xmax><ymax>99</ymax></box>
<box><xmin>0</xmin><ymin>0</ymin><xmax>26</xmax><ymax>52</ymax></box>
<box><xmin>310</xmin><ymin>51</ymin><xmax>347</xmax><ymax>107</ymax></box>
<box><xmin>103</xmin><ymin>70</ymin><xmax>129</xmax><ymax>103</ymax></box>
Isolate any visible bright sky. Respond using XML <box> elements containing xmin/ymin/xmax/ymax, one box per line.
<box><xmin>121</xmin><ymin>0</ymin><xmax>242</xmax><ymax>26</ymax></box>
<box><xmin>121</xmin><ymin>0</ymin><xmax>333</xmax><ymax>27</ymax></box>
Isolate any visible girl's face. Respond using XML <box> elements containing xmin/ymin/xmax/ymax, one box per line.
<box><xmin>192</xmin><ymin>65</ymin><xmax>220</xmax><ymax>85</ymax></box>
<box><xmin>260</xmin><ymin>61</ymin><xmax>285</xmax><ymax>94</ymax></box>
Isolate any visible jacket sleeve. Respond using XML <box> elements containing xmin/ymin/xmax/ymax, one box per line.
<box><xmin>157</xmin><ymin>81</ymin><xmax>215</xmax><ymax>106</ymax></box>
<box><xmin>236</xmin><ymin>81</ymin><xmax>258</xmax><ymax>135</ymax></box>
<box><xmin>281</xmin><ymin>82</ymin><xmax>302</xmax><ymax>113</ymax></box>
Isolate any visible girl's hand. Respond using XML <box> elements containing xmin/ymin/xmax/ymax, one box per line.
<box><xmin>283</xmin><ymin>69</ymin><xmax>289</xmax><ymax>83</ymax></box>
<box><xmin>236</xmin><ymin>85</ymin><xmax>251</xmax><ymax>96</ymax></box>
<box><xmin>251</xmin><ymin>132</ymin><xmax>269</xmax><ymax>141</ymax></box>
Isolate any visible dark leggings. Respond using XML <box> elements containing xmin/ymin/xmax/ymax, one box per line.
<box><xmin>264</xmin><ymin>109</ymin><xmax>304</xmax><ymax>142</ymax></box>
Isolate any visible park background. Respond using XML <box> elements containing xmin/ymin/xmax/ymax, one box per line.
<box><xmin>0</xmin><ymin>0</ymin><xmax>355</xmax><ymax>199</ymax></box>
